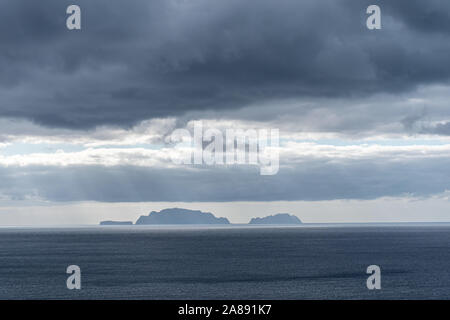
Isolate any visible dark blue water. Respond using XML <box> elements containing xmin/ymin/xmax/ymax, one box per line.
<box><xmin>0</xmin><ymin>225</ymin><xmax>449</xmax><ymax>299</ymax></box>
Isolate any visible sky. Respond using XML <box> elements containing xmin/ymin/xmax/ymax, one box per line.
<box><xmin>1</xmin><ymin>0</ymin><xmax>450</xmax><ymax>225</ymax></box>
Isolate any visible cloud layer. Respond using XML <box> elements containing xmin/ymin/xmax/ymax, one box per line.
<box><xmin>2</xmin><ymin>140</ymin><xmax>450</xmax><ymax>202</ymax></box>
<box><xmin>2</xmin><ymin>0</ymin><xmax>450</xmax><ymax>211</ymax></box>
<box><xmin>1</xmin><ymin>0</ymin><xmax>450</xmax><ymax>130</ymax></box>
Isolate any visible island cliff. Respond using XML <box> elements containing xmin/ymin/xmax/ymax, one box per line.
<box><xmin>249</xmin><ymin>213</ymin><xmax>302</xmax><ymax>225</ymax></box>
<box><xmin>135</xmin><ymin>208</ymin><xmax>230</xmax><ymax>225</ymax></box>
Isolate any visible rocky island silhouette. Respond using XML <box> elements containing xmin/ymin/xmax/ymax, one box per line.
<box><xmin>100</xmin><ymin>208</ymin><xmax>302</xmax><ymax>225</ymax></box>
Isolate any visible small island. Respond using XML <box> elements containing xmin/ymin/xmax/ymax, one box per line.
<box><xmin>100</xmin><ymin>209</ymin><xmax>303</xmax><ymax>226</ymax></box>
<box><xmin>249</xmin><ymin>213</ymin><xmax>302</xmax><ymax>225</ymax></box>
<box><xmin>99</xmin><ymin>221</ymin><xmax>133</xmax><ymax>226</ymax></box>
<box><xmin>135</xmin><ymin>208</ymin><xmax>230</xmax><ymax>225</ymax></box>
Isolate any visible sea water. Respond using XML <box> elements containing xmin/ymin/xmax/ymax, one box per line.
<box><xmin>0</xmin><ymin>224</ymin><xmax>449</xmax><ymax>299</ymax></box>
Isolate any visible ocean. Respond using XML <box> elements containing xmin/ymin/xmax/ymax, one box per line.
<box><xmin>0</xmin><ymin>224</ymin><xmax>449</xmax><ymax>299</ymax></box>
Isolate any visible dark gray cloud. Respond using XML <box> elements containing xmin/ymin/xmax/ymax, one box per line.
<box><xmin>1</xmin><ymin>0</ymin><xmax>450</xmax><ymax>129</ymax></box>
<box><xmin>1</xmin><ymin>157</ymin><xmax>450</xmax><ymax>202</ymax></box>
<box><xmin>422</xmin><ymin>121</ymin><xmax>450</xmax><ymax>136</ymax></box>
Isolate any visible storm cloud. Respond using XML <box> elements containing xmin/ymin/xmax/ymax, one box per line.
<box><xmin>1</xmin><ymin>154</ymin><xmax>450</xmax><ymax>202</ymax></box>
<box><xmin>1</xmin><ymin>0</ymin><xmax>450</xmax><ymax>129</ymax></box>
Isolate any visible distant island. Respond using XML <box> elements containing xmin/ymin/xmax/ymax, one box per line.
<box><xmin>99</xmin><ymin>221</ymin><xmax>133</xmax><ymax>226</ymax></box>
<box><xmin>99</xmin><ymin>209</ymin><xmax>303</xmax><ymax>225</ymax></box>
<box><xmin>135</xmin><ymin>208</ymin><xmax>230</xmax><ymax>225</ymax></box>
<box><xmin>249</xmin><ymin>213</ymin><xmax>302</xmax><ymax>225</ymax></box>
